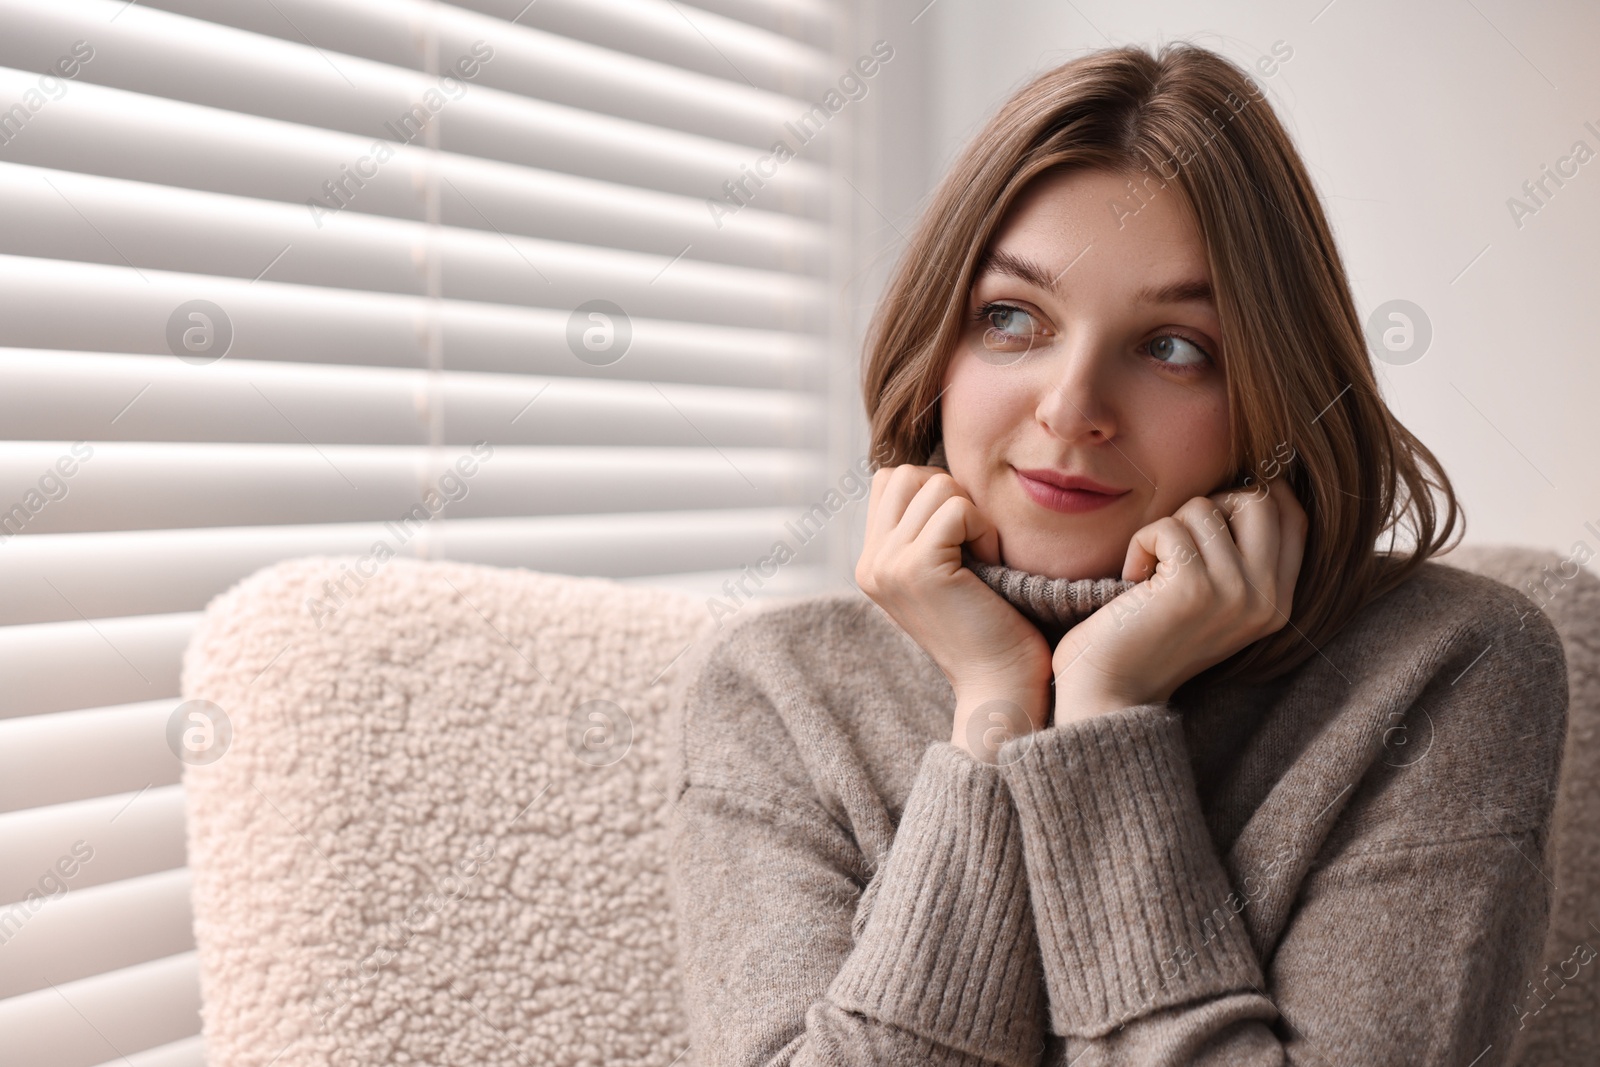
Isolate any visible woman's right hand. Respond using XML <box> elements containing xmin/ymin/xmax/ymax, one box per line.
<box><xmin>855</xmin><ymin>462</ymin><xmax>1052</xmax><ymax>760</ymax></box>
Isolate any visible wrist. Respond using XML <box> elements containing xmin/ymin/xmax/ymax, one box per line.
<box><xmin>1052</xmin><ymin>683</ymin><xmax>1153</xmax><ymax>724</ymax></box>
<box><xmin>951</xmin><ymin>688</ymin><xmax>1047</xmax><ymax>763</ymax></box>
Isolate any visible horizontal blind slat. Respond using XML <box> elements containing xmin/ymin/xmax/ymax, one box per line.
<box><xmin>447</xmin><ymin>0</ymin><xmax>836</xmax><ymax>54</ymax></box>
<box><xmin>0</xmin><ymin>510</ymin><xmax>831</xmax><ymax>626</ymax></box>
<box><xmin>0</xmin><ymin>952</ymin><xmax>200</xmax><ymax>1067</ymax></box>
<box><xmin>86</xmin><ymin>1035</ymin><xmax>205</xmax><ymax>1067</ymax></box>
<box><xmin>424</xmin><ymin>512</ymin><xmax>837</xmax><ymax>578</ymax></box>
<box><xmin>611</xmin><ymin>562</ymin><xmax>828</xmax><ymax>600</ymax></box>
<box><xmin>672</xmin><ymin>0</ymin><xmax>837</xmax><ymax>44</ymax></box>
<box><xmin>0</xmin><ymin>255</ymin><xmax>826</xmax><ymax>389</ymax></box>
<box><xmin>0</xmin><ymin>869</ymin><xmax>194</xmax><ymax>1000</ymax></box>
<box><xmin>0</xmin><ymin>351</ymin><xmax>825</xmax><ymax>447</ymax></box>
<box><xmin>0</xmin><ymin>163</ymin><xmax>828</xmax><ymax>329</ymax></box>
<box><xmin>0</xmin><ymin>68</ymin><xmax>828</xmax><ymax>235</ymax></box>
<box><xmin>0</xmin><ymin>700</ymin><xmax>181</xmax><ymax>814</ymax></box>
<box><xmin>0</xmin><ymin>444</ymin><xmax>828</xmax><ymax>534</ymax></box>
<box><xmin>131</xmin><ymin>0</ymin><xmax>836</xmax><ymax>143</ymax></box>
<box><xmin>0</xmin><ymin>613</ymin><xmax>198</xmax><ymax>719</ymax></box>
<box><xmin>0</xmin><ymin>786</ymin><xmax>186</xmax><ymax>903</ymax></box>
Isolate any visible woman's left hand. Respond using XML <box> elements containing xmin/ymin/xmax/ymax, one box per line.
<box><xmin>1049</xmin><ymin>475</ymin><xmax>1309</xmax><ymax>724</ymax></box>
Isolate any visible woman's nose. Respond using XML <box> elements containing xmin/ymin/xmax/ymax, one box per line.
<box><xmin>1034</xmin><ymin>339</ymin><xmax>1118</xmax><ymax>443</ymax></box>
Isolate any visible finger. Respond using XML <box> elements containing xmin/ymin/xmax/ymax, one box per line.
<box><xmin>1210</xmin><ymin>485</ymin><xmax>1281</xmax><ymax>596</ymax></box>
<box><xmin>1209</xmin><ymin>479</ymin><xmax>1299</xmax><ymax>630</ymax></box>
<box><xmin>963</xmin><ymin>510</ymin><xmax>1003</xmax><ymax>566</ymax></box>
<box><xmin>867</xmin><ymin>464</ymin><xmax>888</xmax><ymax>512</ymax></box>
<box><xmin>1122</xmin><ymin>515</ymin><xmax>1201</xmax><ymax>583</ymax></box>
<box><xmin>863</xmin><ymin>466</ymin><xmax>900</xmax><ymax>547</ymax></box>
<box><xmin>903</xmin><ymin>471</ymin><xmax>1002</xmax><ymax>566</ymax></box>
<box><xmin>867</xmin><ymin>464</ymin><xmax>936</xmax><ymax>549</ymax></box>
<box><xmin>882</xmin><ymin>467</ymin><xmax>954</xmax><ymax>552</ymax></box>
<box><xmin>1172</xmin><ymin>494</ymin><xmax>1248</xmax><ymax>586</ymax></box>
<box><xmin>911</xmin><ymin>492</ymin><xmax>1001</xmax><ymax>568</ymax></box>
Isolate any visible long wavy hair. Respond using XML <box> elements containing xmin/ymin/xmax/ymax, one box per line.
<box><xmin>859</xmin><ymin>42</ymin><xmax>1463</xmax><ymax>684</ymax></box>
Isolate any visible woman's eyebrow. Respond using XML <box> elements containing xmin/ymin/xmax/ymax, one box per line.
<box><xmin>1135</xmin><ymin>277</ymin><xmax>1215</xmax><ymax>307</ymax></box>
<box><xmin>974</xmin><ymin>248</ymin><xmax>1215</xmax><ymax>308</ymax></box>
<box><xmin>974</xmin><ymin>249</ymin><xmax>1063</xmax><ymax>294</ymax></box>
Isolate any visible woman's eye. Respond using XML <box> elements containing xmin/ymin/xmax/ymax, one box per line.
<box><xmin>974</xmin><ymin>302</ymin><xmax>1041</xmax><ymax>349</ymax></box>
<box><xmin>1145</xmin><ymin>333</ymin><xmax>1212</xmax><ymax>367</ymax></box>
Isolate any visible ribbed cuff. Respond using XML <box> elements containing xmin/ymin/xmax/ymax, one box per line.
<box><xmin>828</xmin><ymin>741</ymin><xmax>1046</xmax><ymax>1067</ymax></box>
<box><xmin>997</xmin><ymin>703</ymin><xmax>1264</xmax><ymax>1038</ymax></box>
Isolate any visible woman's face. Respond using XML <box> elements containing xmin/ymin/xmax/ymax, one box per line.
<box><xmin>939</xmin><ymin>166</ymin><xmax>1234</xmax><ymax>580</ymax></box>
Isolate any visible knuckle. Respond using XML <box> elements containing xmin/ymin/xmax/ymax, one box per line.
<box><xmin>1171</xmin><ymin>578</ymin><xmax>1207</xmax><ymax>612</ymax></box>
<box><xmin>1215</xmin><ymin>576</ymin><xmax>1247</xmax><ymax>609</ymax></box>
<box><xmin>1251</xmin><ymin>592</ymin><xmax>1282</xmax><ymax>632</ymax></box>
<box><xmin>1153</xmin><ymin>515</ymin><xmax>1186</xmax><ymax>538</ymax></box>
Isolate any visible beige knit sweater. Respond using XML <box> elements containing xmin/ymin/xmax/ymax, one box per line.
<box><xmin>665</xmin><ymin>551</ymin><xmax>1568</xmax><ymax>1065</ymax></box>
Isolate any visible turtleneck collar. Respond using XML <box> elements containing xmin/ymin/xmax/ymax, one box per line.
<box><xmin>922</xmin><ymin>439</ymin><xmax>1138</xmax><ymax>642</ymax></box>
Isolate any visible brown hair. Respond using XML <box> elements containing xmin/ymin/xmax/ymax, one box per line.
<box><xmin>859</xmin><ymin>42</ymin><xmax>1462</xmax><ymax>684</ymax></box>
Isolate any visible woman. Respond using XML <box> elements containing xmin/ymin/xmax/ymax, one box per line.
<box><xmin>666</xmin><ymin>42</ymin><xmax>1568</xmax><ymax>1066</ymax></box>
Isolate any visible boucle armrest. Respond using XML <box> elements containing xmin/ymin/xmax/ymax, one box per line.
<box><xmin>178</xmin><ymin>555</ymin><xmax>716</xmax><ymax>1067</ymax></box>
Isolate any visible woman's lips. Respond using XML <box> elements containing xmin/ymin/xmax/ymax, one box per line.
<box><xmin>1015</xmin><ymin>468</ymin><xmax>1129</xmax><ymax>514</ymax></box>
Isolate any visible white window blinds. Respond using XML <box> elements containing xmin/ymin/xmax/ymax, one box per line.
<box><xmin>0</xmin><ymin>0</ymin><xmax>850</xmax><ymax>1062</ymax></box>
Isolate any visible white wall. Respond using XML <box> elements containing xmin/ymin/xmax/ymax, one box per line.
<box><xmin>839</xmin><ymin>0</ymin><xmax>1600</xmax><ymax>587</ymax></box>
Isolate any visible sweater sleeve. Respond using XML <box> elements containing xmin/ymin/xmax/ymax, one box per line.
<box><xmin>994</xmin><ymin>602</ymin><xmax>1567</xmax><ymax>1064</ymax></box>
<box><xmin>667</xmin><ymin>739</ymin><xmax>1049</xmax><ymax>1067</ymax></box>
<box><xmin>997</xmin><ymin>702</ymin><xmax>1277</xmax><ymax>1055</ymax></box>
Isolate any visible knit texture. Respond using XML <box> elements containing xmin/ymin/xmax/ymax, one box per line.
<box><xmin>667</xmin><ymin>551</ymin><xmax>1574</xmax><ymax>1065</ymax></box>
<box><xmin>924</xmin><ymin>439</ymin><xmax>1137</xmax><ymax>636</ymax></box>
